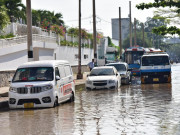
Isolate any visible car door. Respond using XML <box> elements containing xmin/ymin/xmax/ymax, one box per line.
<box><xmin>56</xmin><ymin>66</ymin><xmax>66</xmax><ymax>102</ymax></box>
<box><xmin>63</xmin><ymin>65</ymin><xmax>73</xmax><ymax>101</ymax></box>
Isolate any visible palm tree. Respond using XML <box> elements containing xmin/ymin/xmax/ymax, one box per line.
<box><xmin>53</xmin><ymin>12</ymin><xmax>64</xmax><ymax>26</ymax></box>
<box><xmin>32</xmin><ymin>9</ymin><xmax>40</xmax><ymax>26</ymax></box>
<box><xmin>37</xmin><ymin>10</ymin><xmax>64</xmax><ymax>26</ymax></box>
<box><xmin>0</xmin><ymin>4</ymin><xmax>10</xmax><ymax>30</ymax></box>
<box><xmin>3</xmin><ymin>0</ymin><xmax>25</xmax><ymax>22</ymax></box>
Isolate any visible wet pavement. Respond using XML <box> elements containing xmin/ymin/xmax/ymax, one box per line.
<box><xmin>0</xmin><ymin>64</ymin><xmax>180</xmax><ymax>135</ymax></box>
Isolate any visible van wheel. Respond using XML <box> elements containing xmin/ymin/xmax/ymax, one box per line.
<box><xmin>69</xmin><ymin>92</ymin><xmax>75</xmax><ymax>102</ymax></box>
<box><xmin>53</xmin><ymin>97</ymin><xmax>59</xmax><ymax>107</ymax></box>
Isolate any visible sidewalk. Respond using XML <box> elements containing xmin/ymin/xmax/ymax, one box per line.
<box><xmin>0</xmin><ymin>72</ymin><xmax>88</xmax><ymax>109</ymax></box>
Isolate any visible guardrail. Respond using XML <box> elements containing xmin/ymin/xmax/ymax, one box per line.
<box><xmin>0</xmin><ymin>34</ymin><xmax>57</xmax><ymax>48</ymax></box>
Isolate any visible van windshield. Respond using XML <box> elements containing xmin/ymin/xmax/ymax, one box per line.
<box><xmin>13</xmin><ymin>67</ymin><xmax>54</xmax><ymax>82</ymax></box>
<box><xmin>142</xmin><ymin>56</ymin><xmax>170</xmax><ymax>66</ymax></box>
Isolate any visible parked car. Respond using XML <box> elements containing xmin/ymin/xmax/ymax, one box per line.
<box><xmin>106</xmin><ymin>62</ymin><xmax>131</xmax><ymax>84</ymax></box>
<box><xmin>85</xmin><ymin>66</ymin><xmax>121</xmax><ymax>90</ymax></box>
<box><xmin>9</xmin><ymin>60</ymin><xmax>75</xmax><ymax>109</ymax></box>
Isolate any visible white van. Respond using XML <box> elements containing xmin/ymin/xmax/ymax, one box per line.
<box><xmin>9</xmin><ymin>60</ymin><xmax>75</xmax><ymax>109</ymax></box>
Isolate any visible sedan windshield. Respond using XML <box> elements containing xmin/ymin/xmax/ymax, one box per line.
<box><xmin>13</xmin><ymin>67</ymin><xmax>53</xmax><ymax>82</ymax></box>
<box><xmin>90</xmin><ymin>68</ymin><xmax>115</xmax><ymax>76</ymax></box>
<box><xmin>106</xmin><ymin>64</ymin><xmax>126</xmax><ymax>71</ymax></box>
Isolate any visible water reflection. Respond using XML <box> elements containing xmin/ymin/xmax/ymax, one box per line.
<box><xmin>0</xmin><ymin>64</ymin><xmax>180</xmax><ymax>135</ymax></box>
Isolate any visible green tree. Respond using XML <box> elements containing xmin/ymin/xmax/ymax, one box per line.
<box><xmin>67</xmin><ymin>27</ymin><xmax>78</xmax><ymax>42</ymax></box>
<box><xmin>52</xmin><ymin>12</ymin><xmax>64</xmax><ymax>26</ymax></box>
<box><xmin>144</xmin><ymin>17</ymin><xmax>167</xmax><ymax>48</ymax></box>
<box><xmin>32</xmin><ymin>9</ymin><xmax>40</xmax><ymax>26</ymax></box>
<box><xmin>136</xmin><ymin>0</ymin><xmax>180</xmax><ymax>36</ymax></box>
<box><xmin>0</xmin><ymin>4</ymin><xmax>9</xmax><ymax>30</ymax></box>
<box><xmin>123</xmin><ymin>31</ymin><xmax>153</xmax><ymax>49</ymax></box>
<box><xmin>3</xmin><ymin>0</ymin><xmax>25</xmax><ymax>22</ymax></box>
<box><xmin>37</xmin><ymin>10</ymin><xmax>64</xmax><ymax>27</ymax></box>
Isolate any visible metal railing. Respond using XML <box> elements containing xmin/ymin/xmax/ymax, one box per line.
<box><xmin>0</xmin><ymin>34</ymin><xmax>57</xmax><ymax>48</ymax></box>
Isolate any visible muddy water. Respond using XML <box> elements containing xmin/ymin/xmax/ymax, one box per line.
<box><xmin>0</xmin><ymin>64</ymin><xmax>180</xmax><ymax>135</ymax></box>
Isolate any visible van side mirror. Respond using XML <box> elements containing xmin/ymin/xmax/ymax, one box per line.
<box><xmin>56</xmin><ymin>76</ymin><xmax>60</xmax><ymax>81</ymax></box>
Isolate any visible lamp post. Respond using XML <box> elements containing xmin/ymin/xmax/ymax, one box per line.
<box><xmin>26</xmin><ymin>0</ymin><xmax>33</xmax><ymax>61</ymax></box>
<box><xmin>77</xmin><ymin>0</ymin><xmax>83</xmax><ymax>79</ymax></box>
<box><xmin>93</xmin><ymin>0</ymin><xmax>97</xmax><ymax>66</ymax></box>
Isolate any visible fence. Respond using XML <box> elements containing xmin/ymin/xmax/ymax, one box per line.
<box><xmin>0</xmin><ymin>34</ymin><xmax>57</xmax><ymax>48</ymax></box>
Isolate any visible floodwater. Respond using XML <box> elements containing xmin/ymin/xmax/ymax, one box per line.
<box><xmin>0</xmin><ymin>64</ymin><xmax>180</xmax><ymax>135</ymax></box>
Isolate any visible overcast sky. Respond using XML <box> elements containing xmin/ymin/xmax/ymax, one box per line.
<box><xmin>22</xmin><ymin>0</ymin><xmax>155</xmax><ymax>37</ymax></box>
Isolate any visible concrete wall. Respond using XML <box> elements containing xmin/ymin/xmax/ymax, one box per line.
<box><xmin>55</xmin><ymin>46</ymin><xmax>93</xmax><ymax>66</ymax></box>
<box><xmin>0</xmin><ymin>71</ymin><xmax>15</xmax><ymax>87</ymax></box>
<box><xmin>39</xmin><ymin>49</ymin><xmax>54</xmax><ymax>60</ymax></box>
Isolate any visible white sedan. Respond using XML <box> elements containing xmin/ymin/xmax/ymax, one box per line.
<box><xmin>85</xmin><ymin>66</ymin><xmax>121</xmax><ymax>90</ymax></box>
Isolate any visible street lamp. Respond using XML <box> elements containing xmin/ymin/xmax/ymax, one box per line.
<box><xmin>26</xmin><ymin>0</ymin><xmax>33</xmax><ymax>61</ymax></box>
<box><xmin>77</xmin><ymin>0</ymin><xmax>83</xmax><ymax>79</ymax></box>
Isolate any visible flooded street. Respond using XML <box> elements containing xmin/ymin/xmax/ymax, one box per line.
<box><xmin>0</xmin><ymin>64</ymin><xmax>180</xmax><ymax>135</ymax></box>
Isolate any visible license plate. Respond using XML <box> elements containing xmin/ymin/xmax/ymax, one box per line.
<box><xmin>133</xmin><ymin>73</ymin><xmax>136</xmax><ymax>75</ymax></box>
<box><xmin>24</xmin><ymin>103</ymin><xmax>34</xmax><ymax>108</ymax></box>
<box><xmin>153</xmin><ymin>78</ymin><xmax>159</xmax><ymax>81</ymax></box>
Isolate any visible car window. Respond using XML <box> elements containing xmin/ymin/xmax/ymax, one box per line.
<box><xmin>64</xmin><ymin>65</ymin><xmax>72</xmax><ymax>76</ymax></box>
<box><xmin>55</xmin><ymin>67</ymin><xmax>60</xmax><ymax>77</ymax></box>
<box><xmin>90</xmin><ymin>68</ymin><xmax>115</xmax><ymax>76</ymax></box>
<box><xmin>106</xmin><ymin>64</ymin><xmax>126</xmax><ymax>71</ymax></box>
<box><xmin>58</xmin><ymin>66</ymin><xmax>66</xmax><ymax>78</ymax></box>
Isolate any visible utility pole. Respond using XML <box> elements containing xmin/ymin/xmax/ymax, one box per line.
<box><xmin>134</xmin><ymin>18</ymin><xmax>137</xmax><ymax>47</ymax></box>
<box><xmin>119</xmin><ymin>7</ymin><xmax>122</xmax><ymax>59</ymax></box>
<box><xmin>129</xmin><ymin>1</ymin><xmax>132</xmax><ymax>47</ymax></box>
<box><xmin>93</xmin><ymin>0</ymin><xmax>97</xmax><ymax>66</ymax></box>
<box><xmin>142</xmin><ymin>23</ymin><xmax>145</xmax><ymax>47</ymax></box>
<box><xmin>26</xmin><ymin>0</ymin><xmax>33</xmax><ymax>61</ymax></box>
<box><xmin>77</xmin><ymin>0</ymin><xmax>83</xmax><ymax>79</ymax></box>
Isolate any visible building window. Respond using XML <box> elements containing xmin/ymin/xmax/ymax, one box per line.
<box><xmin>84</xmin><ymin>54</ymin><xmax>88</xmax><ymax>59</ymax></box>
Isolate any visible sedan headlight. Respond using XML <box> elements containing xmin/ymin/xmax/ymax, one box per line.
<box><xmin>9</xmin><ymin>87</ymin><xmax>17</xmax><ymax>93</ymax></box>
<box><xmin>109</xmin><ymin>80</ymin><xmax>115</xmax><ymax>83</ymax></box>
<box><xmin>86</xmin><ymin>80</ymin><xmax>92</xmax><ymax>85</ymax></box>
<box><xmin>42</xmin><ymin>85</ymin><xmax>53</xmax><ymax>91</ymax></box>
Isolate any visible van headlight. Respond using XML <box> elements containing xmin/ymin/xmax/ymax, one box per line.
<box><xmin>86</xmin><ymin>80</ymin><xmax>92</xmax><ymax>85</ymax></box>
<box><xmin>109</xmin><ymin>80</ymin><xmax>115</xmax><ymax>83</ymax></box>
<box><xmin>9</xmin><ymin>87</ymin><xmax>17</xmax><ymax>93</ymax></box>
<box><xmin>42</xmin><ymin>85</ymin><xmax>53</xmax><ymax>91</ymax></box>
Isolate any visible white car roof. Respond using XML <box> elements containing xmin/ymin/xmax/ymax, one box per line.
<box><xmin>18</xmin><ymin>60</ymin><xmax>70</xmax><ymax>68</ymax></box>
<box><xmin>93</xmin><ymin>66</ymin><xmax>115</xmax><ymax>69</ymax></box>
<box><xmin>106</xmin><ymin>62</ymin><xmax>127</xmax><ymax>65</ymax></box>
